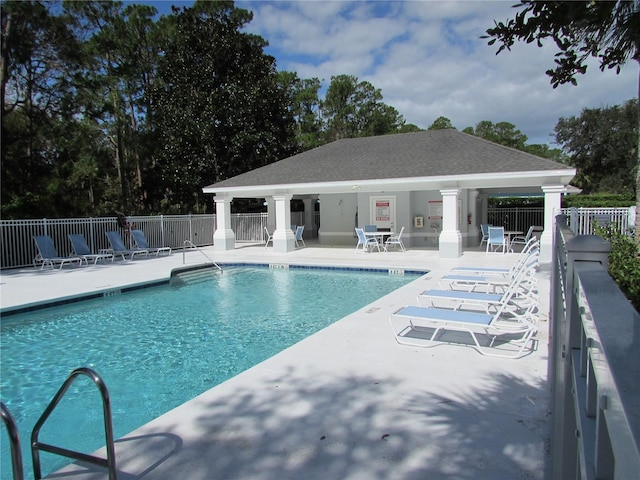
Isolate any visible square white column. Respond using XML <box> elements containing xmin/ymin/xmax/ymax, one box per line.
<box><xmin>213</xmin><ymin>196</ymin><xmax>235</xmax><ymax>251</ymax></box>
<box><xmin>439</xmin><ymin>188</ymin><xmax>462</xmax><ymax>258</ymax></box>
<box><xmin>273</xmin><ymin>194</ymin><xmax>296</xmax><ymax>253</ymax></box>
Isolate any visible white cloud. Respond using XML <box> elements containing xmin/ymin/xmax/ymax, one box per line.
<box><xmin>241</xmin><ymin>0</ymin><xmax>637</xmax><ymax>145</ymax></box>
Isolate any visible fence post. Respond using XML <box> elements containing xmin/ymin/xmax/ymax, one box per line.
<box><xmin>550</xmin><ymin>216</ymin><xmax>611</xmax><ymax>479</ymax></box>
<box><xmin>160</xmin><ymin>215</ymin><xmax>165</xmax><ymax>247</ymax></box>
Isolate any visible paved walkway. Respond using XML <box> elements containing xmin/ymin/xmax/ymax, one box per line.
<box><xmin>0</xmin><ymin>245</ymin><xmax>551</xmax><ymax>479</ymax></box>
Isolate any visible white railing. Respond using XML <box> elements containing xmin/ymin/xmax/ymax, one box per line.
<box><xmin>561</xmin><ymin>206</ymin><xmax>636</xmax><ymax>236</ymax></box>
<box><xmin>549</xmin><ymin>214</ymin><xmax>640</xmax><ymax>479</ymax></box>
<box><xmin>487</xmin><ymin>206</ymin><xmax>635</xmax><ymax>236</ymax></box>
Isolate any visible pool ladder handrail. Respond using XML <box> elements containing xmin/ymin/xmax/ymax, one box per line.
<box><xmin>182</xmin><ymin>240</ymin><xmax>222</xmax><ymax>272</ymax></box>
<box><xmin>1</xmin><ymin>402</ymin><xmax>25</xmax><ymax>480</ymax></box>
<box><xmin>31</xmin><ymin>367</ymin><xmax>117</xmax><ymax>480</ymax></box>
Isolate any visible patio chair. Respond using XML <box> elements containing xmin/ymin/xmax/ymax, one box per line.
<box><xmin>384</xmin><ymin>226</ymin><xmax>405</xmax><ymax>252</ymax></box>
<box><xmin>479</xmin><ymin>223</ymin><xmax>492</xmax><ymax>246</ymax></box>
<box><xmin>294</xmin><ymin>225</ymin><xmax>305</xmax><ymax>248</ymax></box>
<box><xmin>364</xmin><ymin>225</ymin><xmax>377</xmax><ymax>232</ymax></box>
<box><xmin>130</xmin><ymin>229</ymin><xmax>171</xmax><ymax>256</ymax></box>
<box><xmin>105</xmin><ymin>231</ymin><xmax>148</xmax><ymax>260</ymax></box>
<box><xmin>355</xmin><ymin>227</ymin><xmax>380</xmax><ymax>253</ymax></box>
<box><xmin>264</xmin><ymin>227</ymin><xmax>274</xmax><ymax>248</ymax></box>
<box><xmin>389</xmin><ymin>303</ymin><xmax>539</xmax><ymax>358</ymax></box>
<box><xmin>33</xmin><ymin>235</ymin><xmax>83</xmax><ymax>270</ymax></box>
<box><xmin>68</xmin><ymin>233</ymin><xmax>114</xmax><ymax>265</ymax></box>
<box><xmin>509</xmin><ymin>226</ymin><xmax>535</xmax><ymax>251</ymax></box>
<box><xmin>486</xmin><ymin>226</ymin><xmax>507</xmax><ymax>254</ymax></box>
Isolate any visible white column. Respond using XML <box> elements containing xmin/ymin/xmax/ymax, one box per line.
<box><xmin>273</xmin><ymin>194</ymin><xmax>296</xmax><ymax>253</ymax></box>
<box><xmin>541</xmin><ymin>185</ymin><xmax>565</xmax><ymax>263</ymax></box>
<box><xmin>438</xmin><ymin>188</ymin><xmax>462</xmax><ymax>258</ymax></box>
<box><xmin>213</xmin><ymin>196</ymin><xmax>235</xmax><ymax>251</ymax></box>
<box><xmin>468</xmin><ymin>189</ymin><xmax>479</xmax><ymax>245</ymax></box>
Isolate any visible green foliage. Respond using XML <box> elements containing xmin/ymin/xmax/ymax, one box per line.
<box><xmin>554</xmin><ymin>99</ymin><xmax>638</xmax><ymax>195</ymax></box>
<box><xmin>484</xmin><ymin>1</ymin><xmax>639</xmax><ymax>88</ymax></box>
<box><xmin>428</xmin><ymin>116</ymin><xmax>456</xmax><ymax>130</ymax></box>
<box><xmin>595</xmin><ymin>224</ymin><xmax>640</xmax><ymax>312</ymax></box>
<box><xmin>488</xmin><ymin>196</ymin><xmax>545</xmax><ymax>208</ymax></box>
<box><xmin>464</xmin><ymin>120</ymin><xmax>528</xmax><ymax>150</ymax></box>
<box><xmin>562</xmin><ymin>193</ymin><xmax>636</xmax><ymax>208</ymax></box>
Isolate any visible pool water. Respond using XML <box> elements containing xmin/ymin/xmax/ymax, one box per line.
<box><xmin>0</xmin><ymin>266</ymin><xmax>420</xmax><ymax>478</ymax></box>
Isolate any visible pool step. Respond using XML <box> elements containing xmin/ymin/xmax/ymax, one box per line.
<box><xmin>170</xmin><ymin>264</ymin><xmax>222</xmax><ymax>286</ymax></box>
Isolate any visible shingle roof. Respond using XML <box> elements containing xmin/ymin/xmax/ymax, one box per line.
<box><xmin>204</xmin><ymin>129</ymin><xmax>572</xmax><ymax>192</ymax></box>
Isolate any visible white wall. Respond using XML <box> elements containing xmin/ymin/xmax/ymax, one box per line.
<box><xmin>317</xmin><ymin>190</ymin><xmax>476</xmax><ymax>249</ymax></box>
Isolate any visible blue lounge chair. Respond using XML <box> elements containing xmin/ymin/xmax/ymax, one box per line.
<box><xmin>294</xmin><ymin>225</ymin><xmax>305</xmax><ymax>248</ymax></box>
<box><xmin>33</xmin><ymin>235</ymin><xmax>83</xmax><ymax>270</ymax></box>
<box><xmin>452</xmin><ymin>238</ymin><xmax>539</xmax><ymax>277</ymax></box>
<box><xmin>130</xmin><ymin>229</ymin><xmax>171</xmax><ymax>256</ymax></box>
<box><xmin>105</xmin><ymin>231</ymin><xmax>148</xmax><ymax>260</ymax></box>
<box><xmin>68</xmin><ymin>233</ymin><xmax>114</xmax><ymax>265</ymax></box>
<box><xmin>419</xmin><ymin>264</ymin><xmax>539</xmax><ymax>315</ymax></box>
<box><xmin>389</xmin><ymin>304</ymin><xmax>538</xmax><ymax>358</ymax></box>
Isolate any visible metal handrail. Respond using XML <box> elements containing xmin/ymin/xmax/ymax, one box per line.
<box><xmin>1</xmin><ymin>402</ymin><xmax>24</xmax><ymax>480</ymax></box>
<box><xmin>31</xmin><ymin>367</ymin><xmax>117</xmax><ymax>480</ymax></box>
<box><xmin>182</xmin><ymin>240</ymin><xmax>222</xmax><ymax>272</ymax></box>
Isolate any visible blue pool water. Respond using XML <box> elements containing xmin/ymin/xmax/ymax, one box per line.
<box><xmin>0</xmin><ymin>266</ymin><xmax>420</xmax><ymax>478</ymax></box>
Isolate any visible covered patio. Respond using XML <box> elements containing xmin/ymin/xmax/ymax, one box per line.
<box><xmin>203</xmin><ymin>130</ymin><xmax>575</xmax><ymax>263</ymax></box>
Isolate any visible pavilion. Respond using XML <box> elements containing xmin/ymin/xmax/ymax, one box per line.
<box><xmin>203</xmin><ymin>129</ymin><xmax>576</xmax><ymax>262</ymax></box>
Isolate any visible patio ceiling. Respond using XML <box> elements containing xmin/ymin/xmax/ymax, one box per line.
<box><xmin>202</xmin><ymin>130</ymin><xmax>576</xmax><ymax>198</ymax></box>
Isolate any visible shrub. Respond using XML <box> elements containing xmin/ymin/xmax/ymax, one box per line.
<box><xmin>595</xmin><ymin>224</ymin><xmax>640</xmax><ymax>311</ymax></box>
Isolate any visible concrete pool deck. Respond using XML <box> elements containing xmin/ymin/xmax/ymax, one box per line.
<box><xmin>1</xmin><ymin>244</ymin><xmax>551</xmax><ymax>479</ymax></box>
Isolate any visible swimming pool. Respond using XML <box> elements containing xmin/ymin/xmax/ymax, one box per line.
<box><xmin>0</xmin><ymin>265</ymin><xmax>422</xmax><ymax>479</ymax></box>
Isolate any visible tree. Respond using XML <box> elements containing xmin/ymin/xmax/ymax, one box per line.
<box><xmin>277</xmin><ymin>71</ymin><xmax>323</xmax><ymax>152</ymax></box>
<box><xmin>153</xmin><ymin>1</ymin><xmax>295</xmax><ymax>212</ymax></box>
<box><xmin>464</xmin><ymin>120</ymin><xmax>528</xmax><ymax>150</ymax></box>
<box><xmin>484</xmin><ymin>0</ymin><xmax>640</xmax><ymax>240</ymax></box>
<box><xmin>322</xmin><ymin>74</ymin><xmax>404</xmax><ymax>142</ymax></box>
<box><xmin>554</xmin><ymin>99</ymin><xmax>638</xmax><ymax>195</ymax></box>
<box><xmin>428</xmin><ymin>116</ymin><xmax>456</xmax><ymax>130</ymax></box>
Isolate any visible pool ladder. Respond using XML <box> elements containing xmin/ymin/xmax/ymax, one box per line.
<box><xmin>182</xmin><ymin>240</ymin><xmax>222</xmax><ymax>272</ymax></box>
<box><xmin>1</xmin><ymin>367</ymin><xmax>118</xmax><ymax>480</ymax></box>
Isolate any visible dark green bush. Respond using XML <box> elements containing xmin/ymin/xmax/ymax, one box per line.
<box><xmin>595</xmin><ymin>224</ymin><xmax>640</xmax><ymax>311</ymax></box>
<box><xmin>563</xmin><ymin>193</ymin><xmax>636</xmax><ymax>208</ymax></box>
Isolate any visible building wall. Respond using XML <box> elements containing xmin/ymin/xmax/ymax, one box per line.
<box><xmin>316</xmin><ymin>190</ymin><xmax>478</xmax><ymax>248</ymax></box>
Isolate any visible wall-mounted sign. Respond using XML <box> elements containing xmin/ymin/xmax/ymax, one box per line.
<box><xmin>428</xmin><ymin>200</ymin><xmax>443</xmax><ymax>220</ymax></box>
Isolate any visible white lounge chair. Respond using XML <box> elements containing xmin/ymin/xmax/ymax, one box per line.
<box><xmin>452</xmin><ymin>238</ymin><xmax>539</xmax><ymax>277</ymax></box>
<box><xmin>384</xmin><ymin>226</ymin><xmax>405</xmax><ymax>252</ymax></box>
<box><xmin>420</xmin><ymin>263</ymin><xmax>539</xmax><ymax>314</ymax></box>
<box><xmin>105</xmin><ymin>231</ymin><xmax>148</xmax><ymax>260</ymax></box>
<box><xmin>68</xmin><ymin>233</ymin><xmax>114</xmax><ymax>265</ymax></box>
<box><xmin>389</xmin><ymin>303</ymin><xmax>538</xmax><ymax>358</ymax></box>
<box><xmin>355</xmin><ymin>227</ymin><xmax>380</xmax><ymax>253</ymax></box>
<box><xmin>264</xmin><ymin>227</ymin><xmax>274</xmax><ymax>248</ymax></box>
<box><xmin>33</xmin><ymin>235</ymin><xmax>83</xmax><ymax>270</ymax></box>
<box><xmin>131</xmin><ymin>229</ymin><xmax>171</xmax><ymax>256</ymax></box>
<box><xmin>440</xmin><ymin>245</ymin><xmax>539</xmax><ymax>292</ymax></box>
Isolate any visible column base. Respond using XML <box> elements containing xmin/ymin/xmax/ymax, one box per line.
<box><xmin>213</xmin><ymin>229</ymin><xmax>235</xmax><ymax>251</ymax></box>
<box><xmin>439</xmin><ymin>230</ymin><xmax>462</xmax><ymax>258</ymax></box>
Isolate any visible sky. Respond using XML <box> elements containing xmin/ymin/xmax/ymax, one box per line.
<box><xmin>146</xmin><ymin>0</ymin><xmax>637</xmax><ymax>146</ymax></box>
